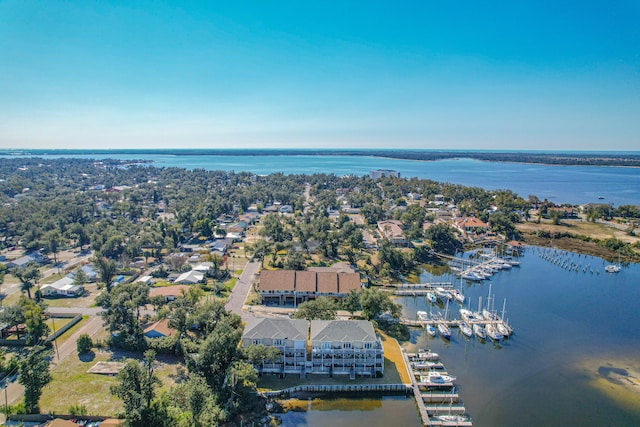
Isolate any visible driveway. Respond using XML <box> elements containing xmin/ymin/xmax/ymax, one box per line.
<box><xmin>225</xmin><ymin>260</ymin><xmax>260</xmax><ymax>321</ymax></box>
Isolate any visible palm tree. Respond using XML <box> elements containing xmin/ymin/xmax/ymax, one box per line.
<box><xmin>13</xmin><ymin>264</ymin><xmax>41</xmax><ymax>299</ymax></box>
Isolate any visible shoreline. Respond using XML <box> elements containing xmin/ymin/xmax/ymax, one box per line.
<box><xmin>2</xmin><ymin>149</ymin><xmax>640</xmax><ymax>168</ymax></box>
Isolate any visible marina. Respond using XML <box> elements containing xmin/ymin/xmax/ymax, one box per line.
<box><xmin>404</xmin><ymin>349</ymin><xmax>473</xmax><ymax>426</ymax></box>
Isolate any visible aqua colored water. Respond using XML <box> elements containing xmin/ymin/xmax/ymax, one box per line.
<box><xmin>2</xmin><ymin>152</ymin><xmax>639</xmax><ymax>205</ymax></box>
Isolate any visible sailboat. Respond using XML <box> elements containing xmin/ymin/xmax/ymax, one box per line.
<box><xmin>437</xmin><ymin>300</ymin><xmax>451</xmax><ymax>339</ymax></box>
<box><xmin>473</xmin><ymin>323</ymin><xmax>487</xmax><ymax>340</ymax></box>
<box><xmin>459</xmin><ymin>321</ymin><xmax>473</xmax><ymax>338</ymax></box>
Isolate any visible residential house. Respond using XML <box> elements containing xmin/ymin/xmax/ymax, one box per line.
<box><xmin>149</xmin><ymin>285</ymin><xmax>191</xmax><ymax>302</ymax></box>
<box><xmin>377</xmin><ymin>220</ymin><xmax>409</xmax><ymax>246</ymax></box>
<box><xmin>174</xmin><ymin>270</ymin><xmax>205</xmax><ymax>284</ymax></box>
<box><xmin>40</xmin><ymin>276</ymin><xmax>83</xmax><ymax>297</ymax></box>
<box><xmin>136</xmin><ymin>275</ymin><xmax>153</xmax><ymax>286</ymax></box>
<box><xmin>310</xmin><ymin>320</ymin><xmax>384</xmax><ymax>377</ymax></box>
<box><xmin>258</xmin><ymin>270</ymin><xmax>361</xmax><ymax>305</ymax></box>
<box><xmin>143</xmin><ymin>319</ymin><xmax>177</xmax><ymax>338</ymax></box>
<box><xmin>242</xmin><ymin>318</ymin><xmax>309</xmax><ymax>376</ymax></box>
<box><xmin>454</xmin><ymin>217</ymin><xmax>490</xmax><ymax>235</ymax></box>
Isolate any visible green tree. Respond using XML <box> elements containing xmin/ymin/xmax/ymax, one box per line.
<box><xmin>359</xmin><ymin>287</ymin><xmax>401</xmax><ymax>320</ymax></box>
<box><xmin>110</xmin><ymin>350</ymin><xmax>161</xmax><ymax>426</ymax></box>
<box><xmin>76</xmin><ymin>333</ymin><xmax>93</xmax><ymax>354</ymax></box>
<box><xmin>243</xmin><ymin>344</ymin><xmax>281</xmax><ymax>373</ymax></box>
<box><xmin>283</xmin><ymin>250</ymin><xmax>305</xmax><ymax>270</ymax></box>
<box><xmin>424</xmin><ymin>223</ymin><xmax>462</xmax><ymax>255</ymax></box>
<box><xmin>0</xmin><ymin>304</ymin><xmax>25</xmax><ymax>339</ymax></box>
<box><xmin>12</xmin><ymin>264</ymin><xmax>41</xmax><ymax>299</ymax></box>
<box><xmin>21</xmin><ymin>298</ymin><xmax>50</xmax><ymax>345</ymax></box>
<box><xmin>94</xmin><ymin>254</ymin><xmax>117</xmax><ymax>292</ymax></box>
<box><xmin>18</xmin><ymin>346</ymin><xmax>52</xmax><ymax>413</ymax></box>
<box><xmin>292</xmin><ymin>296</ymin><xmax>337</xmax><ymax>320</ymax></box>
<box><xmin>340</xmin><ymin>289</ymin><xmax>362</xmax><ymax>315</ymax></box>
<box><xmin>44</xmin><ymin>229</ymin><xmax>64</xmax><ymax>265</ymax></box>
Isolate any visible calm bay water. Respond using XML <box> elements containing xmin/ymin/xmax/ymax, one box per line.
<box><xmin>3</xmin><ymin>152</ymin><xmax>639</xmax><ymax>205</ymax></box>
<box><xmin>276</xmin><ymin>250</ymin><xmax>640</xmax><ymax>426</ymax></box>
<box><xmin>403</xmin><ymin>249</ymin><xmax>640</xmax><ymax>426</ymax></box>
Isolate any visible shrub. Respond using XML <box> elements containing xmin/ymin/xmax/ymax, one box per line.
<box><xmin>76</xmin><ymin>334</ymin><xmax>93</xmax><ymax>354</ymax></box>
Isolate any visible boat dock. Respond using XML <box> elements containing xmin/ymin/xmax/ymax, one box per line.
<box><xmin>390</xmin><ymin>282</ymin><xmax>455</xmax><ymax>296</ymax></box>
<box><xmin>402</xmin><ymin>349</ymin><xmax>473</xmax><ymax>426</ymax></box>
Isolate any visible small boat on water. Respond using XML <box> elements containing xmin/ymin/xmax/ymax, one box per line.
<box><xmin>485</xmin><ymin>323</ymin><xmax>504</xmax><ymax>341</ymax></box>
<box><xmin>473</xmin><ymin>323</ymin><xmax>486</xmax><ymax>340</ymax></box>
<box><xmin>496</xmin><ymin>321</ymin><xmax>511</xmax><ymax>337</ymax></box>
<box><xmin>437</xmin><ymin>322</ymin><xmax>451</xmax><ymax>339</ymax></box>
<box><xmin>417</xmin><ymin>311</ymin><xmax>429</xmax><ymax>321</ymax></box>
<box><xmin>459</xmin><ymin>321</ymin><xmax>473</xmax><ymax>338</ymax></box>
<box><xmin>412</xmin><ymin>361</ymin><xmax>443</xmax><ymax>370</ymax></box>
<box><xmin>436</xmin><ymin>287</ymin><xmax>451</xmax><ymax>300</ymax></box>
<box><xmin>426</xmin><ymin>323</ymin><xmax>437</xmax><ymax>337</ymax></box>
<box><xmin>461</xmin><ymin>271</ymin><xmax>484</xmax><ymax>282</ymax></box>
<box><xmin>452</xmin><ymin>289</ymin><xmax>465</xmax><ymax>304</ymax></box>
<box><xmin>430</xmin><ymin>414</ymin><xmax>470</xmax><ymax>423</ymax></box>
<box><xmin>426</xmin><ymin>291</ymin><xmax>437</xmax><ymax>303</ymax></box>
<box><xmin>420</xmin><ymin>371</ymin><xmax>456</xmax><ymax>384</ymax></box>
<box><xmin>417</xmin><ymin>349</ymin><xmax>439</xmax><ymax>360</ymax></box>
<box><xmin>605</xmin><ymin>264</ymin><xmax>620</xmax><ymax>273</ymax></box>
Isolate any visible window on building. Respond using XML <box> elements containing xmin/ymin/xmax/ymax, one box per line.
<box><xmin>322</xmin><ymin>342</ymin><xmax>331</xmax><ymax>349</ymax></box>
<box><xmin>252</xmin><ymin>339</ymin><xmax>262</xmax><ymax>345</ymax></box>
<box><xmin>343</xmin><ymin>342</ymin><xmax>352</xmax><ymax>349</ymax></box>
<box><xmin>364</xmin><ymin>342</ymin><xmax>372</xmax><ymax>349</ymax></box>
<box><xmin>274</xmin><ymin>339</ymin><xmax>283</xmax><ymax>346</ymax></box>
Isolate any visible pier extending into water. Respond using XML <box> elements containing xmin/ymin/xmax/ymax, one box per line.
<box><xmin>402</xmin><ymin>349</ymin><xmax>473</xmax><ymax>426</ymax></box>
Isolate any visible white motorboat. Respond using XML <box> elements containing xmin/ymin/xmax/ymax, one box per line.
<box><xmin>420</xmin><ymin>371</ymin><xmax>456</xmax><ymax>384</ymax></box>
<box><xmin>417</xmin><ymin>349</ymin><xmax>439</xmax><ymax>361</ymax></box>
<box><xmin>426</xmin><ymin>323</ymin><xmax>437</xmax><ymax>337</ymax></box>
<box><xmin>605</xmin><ymin>264</ymin><xmax>620</xmax><ymax>273</ymax></box>
<box><xmin>431</xmin><ymin>414</ymin><xmax>470</xmax><ymax>422</ymax></box>
<box><xmin>436</xmin><ymin>287</ymin><xmax>451</xmax><ymax>300</ymax></box>
<box><xmin>417</xmin><ymin>311</ymin><xmax>429</xmax><ymax>321</ymax></box>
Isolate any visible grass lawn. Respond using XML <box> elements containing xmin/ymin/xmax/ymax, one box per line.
<box><xmin>46</xmin><ymin>317</ymin><xmax>71</xmax><ymax>332</ymax></box>
<box><xmin>39</xmin><ymin>349</ymin><xmax>185</xmax><ymax>417</ymax></box>
<box><xmin>54</xmin><ymin>315</ymin><xmax>89</xmax><ymax>347</ymax></box>
<box><xmin>39</xmin><ymin>351</ymin><xmax>122</xmax><ymax>416</ymax></box>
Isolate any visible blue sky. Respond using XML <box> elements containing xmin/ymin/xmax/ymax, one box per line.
<box><xmin>1</xmin><ymin>1</ymin><xmax>639</xmax><ymax>150</ymax></box>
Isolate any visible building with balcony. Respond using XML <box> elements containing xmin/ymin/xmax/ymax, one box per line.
<box><xmin>310</xmin><ymin>320</ymin><xmax>384</xmax><ymax>378</ymax></box>
<box><xmin>242</xmin><ymin>317</ymin><xmax>309</xmax><ymax>377</ymax></box>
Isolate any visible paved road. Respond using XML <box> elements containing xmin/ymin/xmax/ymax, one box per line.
<box><xmin>225</xmin><ymin>261</ymin><xmax>260</xmax><ymax>320</ymax></box>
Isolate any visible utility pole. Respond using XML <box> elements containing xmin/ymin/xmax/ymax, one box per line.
<box><xmin>51</xmin><ymin>317</ymin><xmax>60</xmax><ymax>360</ymax></box>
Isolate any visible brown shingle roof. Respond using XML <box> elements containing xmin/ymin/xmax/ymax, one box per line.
<box><xmin>338</xmin><ymin>273</ymin><xmax>361</xmax><ymax>294</ymax></box>
<box><xmin>149</xmin><ymin>285</ymin><xmax>190</xmax><ymax>298</ymax></box>
<box><xmin>317</xmin><ymin>272</ymin><xmax>338</xmax><ymax>294</ymax></box>
<box><xmin>143</xmin><ymin>319</ymin><xmax>177</xmax><ymax>338</ymax></box>
<box><xmin>259</xmin><ymin>270</ymin><xmax>295</xmax><ymax>291</ymax></box>
<box><xmin>295</xmin><ymin>270</ymin><xmax>317</xmax><ymax>292</ymax></box>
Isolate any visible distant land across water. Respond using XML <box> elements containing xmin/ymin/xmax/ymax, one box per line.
<box><xmin>3</xmin><ymin>149</ymin><xmax>640</xmax><ymax>167</ymax></box>
<box><xmin>1</xmin><ymin>149</ymin><xmax>639</xmax><ymax>206</ymax></box>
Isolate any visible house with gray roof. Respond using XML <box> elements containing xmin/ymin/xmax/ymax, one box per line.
<box><xmin>242</xmin><ymin>317</ymin><xmax>309</xmax><ymax>376</ymax></box>
<box><xmin>310</xmin><ymin>320</ymin><xmax>384</xmax><ymax>378</ymax></box>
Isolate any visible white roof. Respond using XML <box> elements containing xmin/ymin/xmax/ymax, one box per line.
<box><xmin>175</xmin><ymin>270</ymin><xmax>204</xmax><ymax>284</ymax></box>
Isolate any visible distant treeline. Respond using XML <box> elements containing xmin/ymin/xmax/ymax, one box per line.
<box><xmin>3</xmin><ymin>149</ymin><xmax>640</xmax><ymax>167</ymax></box>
